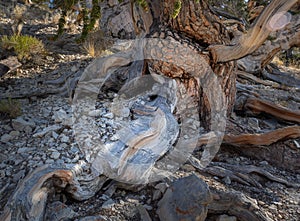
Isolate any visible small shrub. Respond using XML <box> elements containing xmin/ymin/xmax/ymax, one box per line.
<box><xmin>0</xmin><ymin>35</ymin><xmax>45</xmax><ymax>61</ymax></box>
<box><xmin>0</xmin><ymin>98</ymin><xmax>22</xmax><ymax>119</ymax></box>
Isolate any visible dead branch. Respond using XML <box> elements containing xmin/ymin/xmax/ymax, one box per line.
<box><xmin>190</xmin><ymin>158</ymin><xmax>300</xmax><ymax>188</ymax></box>
<box><xmin>223</xmin><ymin>126</ymin><xmax>300</xmax><ymax>146</ymax></box>
<box><xmin>262</xmin><ymin>65</ymin><xmax>300</xmax><ymax>88</ymax></box>
<box><xmin>208</xmin><ymin>189</ymin><xmax>273</xmax><ymax>221</ymax></box>
<box><xmin>236</xmin><ymin>70</ymin><xmax>284</xmax><ymax>89</ymax></box>
<box><xmin>244</xmin><ymin>98</ymin><xmax>300</xmax><ymax>123</ymax></box>
<box><xmin>209</xmin><ymin>0</ymin><xmax>298</xmax><ymax>63</ymax></box>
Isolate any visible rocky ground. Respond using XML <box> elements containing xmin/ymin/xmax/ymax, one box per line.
<box><xmin>0</xmin><ymin>2</ymin><xmax>300</xmax><ymax>221</ymax></box>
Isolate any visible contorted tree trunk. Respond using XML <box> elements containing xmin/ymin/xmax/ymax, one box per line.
<box><xmin>160</xmin><ymin>0</ymin><xmax>298</xmax><ymax>124</ymax></box>
<box><xmin>101</xmin><ymin>0</ymin><xmax>236</xmax><ymax>128</ymax></box>
<box><xmin>1</xmin><ymin>1</ymin><xmax>299</xmax><ymax>221</ymax></box>
<box><xmin>101</xmin><ymin>0</ymin><xmax>297</xmax><ymax>127</ymax></box>
<box><xmin>149</xmin><ymin>0</ymin><xmax>236</xmax><ymax>128</ymax></box>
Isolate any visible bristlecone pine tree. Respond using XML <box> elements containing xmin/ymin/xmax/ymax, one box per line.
<box><xmin>99</xmin><ymin>0</ymin><xmax>299</xmax><ymax>127</ymax></box>
<box><xmin>1</xmin><ymin>0</ymin><xmax>299</xmax><ymax>220</ymax></box>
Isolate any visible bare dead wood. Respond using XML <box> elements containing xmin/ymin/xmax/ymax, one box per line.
<box><xmin>236</xmin><ymin>70</ymin><xmax>282</xmax><ymax>88</ymax></box>
<box><xmin>0</xmin><ymin>71</ymin><xmax>82</xmax><ymax>100</ymax></box>
<box><xmin>0</xmin><ymin>165</ymin><xmax>73</xmax><ymax>221</ymax></box>
<box><xmin>208</xmin><ymin>189</ymin><xmax>273</xmax><ymax>221</ymax></box>
<box><xmin>190</xmin><ymin>157</ymin><xmax>300</xmax><ymax>188</ymax></box>
<box><xmin>197</xmin><ymin>126</ymin><xmax>300</xmax><ymax>147</ymax></box>
<box><xmin>0</xmin><ymin>57</ymin><xmax>22</xmax><ymax>76</ymax></box>
<box><xmin>262</xmin><ymin>65</ymin><xmax>300</xmax><ymax>88</ymax></box>
<box><xmin>0</xmin><ymin>164</ymin><xmax>108</xmax><ymax>221</ymax></box>
<box><xmin>209</xmin><ymin>0</ymin><xmax>298</xmax><ymax>63</ymax></box>
<box><xmin>223</xmin><ymin>126</ymin><xmax>300</xmax><ymax>146</ymax></box>
<box><xmin>244</xmin><ymin>98</ymin><xmax>300</xmax><ymax>123</ymax></box>
<box><xmin>238</xmin><ymin>14</ymin><xmax>300</xmax><ymax>73</ymax></box>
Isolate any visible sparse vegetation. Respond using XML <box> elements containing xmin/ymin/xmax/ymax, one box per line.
<box><xmin>276</xmin><ymin>48</ymin><xmax>300</xmax><ymax>68</ymax></box>
<box><xmin>82</xmin><ymin>30</ymin><xmax>113</xmax><ymax>57</ymax></box>
<box><xmin>172</xmin><ymin>0</ymin><xmax>182</xmax><ymax>18</ymax></box>
<box><xmin>0</xmin><ymin>35</ymin><xmax>45</xmax><ymax>61</ymax></box>
<box><xmin>0</xmin><ymin>98</ymin><xmax>22</xmax><ymax>119</ymax></box>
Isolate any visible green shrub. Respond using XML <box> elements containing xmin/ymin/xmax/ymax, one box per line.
<box><xmin>0</xmin><ymin>98</ymin><xmax>22</xmax><ymax>119</ymax></box>
<box><xmin>0</xmin><ymin>35</ymin><xmax>45</xmax><ymax>61</ymax></box>
<box><xmin>172</xmin><ymin>0</ymin><xmax>182</xmax><ymax>18</ymax></box>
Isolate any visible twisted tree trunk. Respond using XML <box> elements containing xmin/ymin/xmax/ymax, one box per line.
<box><xmin>1</xmin><ymin>0</ymin><xmax>299</xmax><ymax>220</ymax></box>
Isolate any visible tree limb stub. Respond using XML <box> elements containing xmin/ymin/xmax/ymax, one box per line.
<box><xmin>244</xmin><ymin>97</ymin><xmax>300</xmax><ymax>123</ymax></box>
<box><xmin>209</xmin><ymin>0</ymin><xmax>298</xmax><ymax>63</ymax></box>
<box><xmin>223</xmin><ymin>126</ymin><xmax>300</xmax><ymax>146</ymax></box>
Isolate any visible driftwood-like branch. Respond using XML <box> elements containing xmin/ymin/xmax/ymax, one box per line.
<box><xmin>0</xmin><ymin>164</ymin><xmax>107</xmax><ymax>221</ymax></box>
<box><xmin>223</xmin><ymin>126</ymin><xmax>300</xmax><ymax>146</ymax></box>
<box><xmin>197</xmin><ymin>126</ymin><xmax>300</xmax><ymax>147</ymax></box>
<box><xmin>190</xmin><ymin>157</ymin><xmax>300</xmax><ymax>188</ymax></box>
<box><xmin>0</xmin><ymin>71</ymin><xmax>83</xmax><ymax>100</ymax></box>
<box><xmin>238</xmin><ymin>14</ymin><xmax>300</xmax><ymax>73</ymax></box>
<box><xmin>236</xmin><ymin>70</ymin><xmax>284</xmax><ymax>89</ymax></box>
<box><xmin>209</xmin><ymin>0</ymin><xmax>298</xmax><ymax>63</ymax></box>
<box><xmin>262</xmin><ymin>65</ymin><xmax>300</xmax><ymax>88</ymax></box>
<box><xmin>0</xmin><ymin>166</ymin><xmax>74</xmax><ymax>221</ymax></box>
<box><xmin>244</xmin><ymin>98</ymin><xmax>300</xmax><ymax>123</ymax></box>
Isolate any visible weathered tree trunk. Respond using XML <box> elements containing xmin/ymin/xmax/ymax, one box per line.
<box><xmin>151</xmin><ymin>0</ymin><xmax>236</xmax><ymax>127</ymax></box>
<box><xmin>1</xmin><ymin>1</ymin><xmax>299</xmax><ymax>220</ymax></box>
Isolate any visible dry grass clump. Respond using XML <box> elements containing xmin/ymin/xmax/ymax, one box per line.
<box><xmin>82</xmin><ymin>30</ymin><xmax>113</xmax><ymax>57</ymax></box>
<box><xmin>0</xmin><ymin>98</ymin><xmax>22</xmax><ymax>119</ymax></box>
